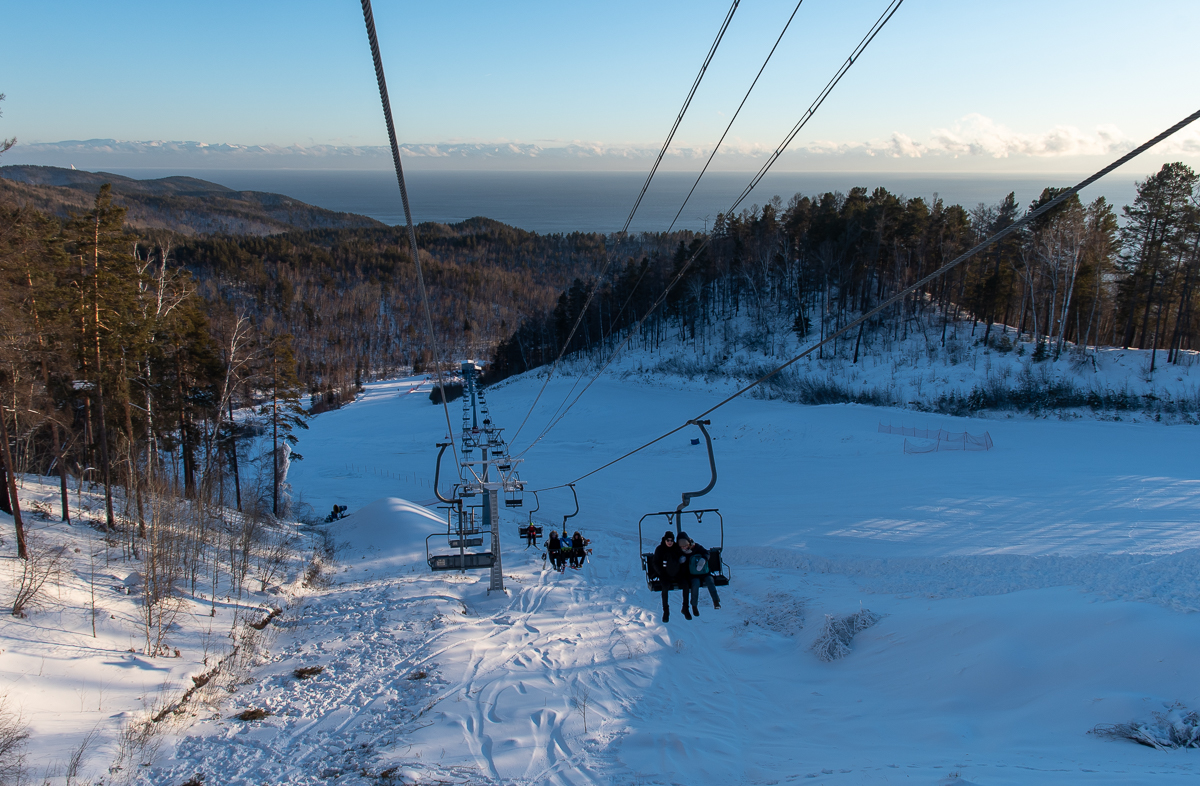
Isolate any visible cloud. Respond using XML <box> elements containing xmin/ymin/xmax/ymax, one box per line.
<box><xmin>9</xmin><ymin>116</ymin><xmax>1200</xmax><ymax>171</ymax></box>
<box><xmin>796</xmin><ymin>115</ymin><xmax>1200</xmax><ymax>160</ymax></box>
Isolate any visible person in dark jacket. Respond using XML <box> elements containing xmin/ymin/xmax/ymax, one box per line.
<box><xmin>650</xmin><ymin>531</ymin><xmax>692</xmax><ymax>622</ymax></box>
<box><xmin>569</xmin><ymin>531</ymin><xmax>587</xmax><ymax>568</ymax></box>
<box><xmin>678</xmin><ymin>532</ymin><xmax>721</xmax><ymax>615</ymax></box>
<box><xmin>546</xmin><ymin>530</ymin><xmax>564</xmax><ymax>571</ymax></box>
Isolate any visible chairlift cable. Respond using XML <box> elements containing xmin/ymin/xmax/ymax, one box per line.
<box><xmin>667</xmin><ymin>0</ymin><xmax>807</xmax><ymax>233</ymax></box>
<box><xmin>509</xmin><ymin>0</ymin><xmax>741</xmax><ymax>448</ymax></box>
<box><xmin>517</xmin><ymin>0</ymin><xmax>904</xmax><ymax>460</ymax></box>
<box><xmin>726</xmin><ymin>0</ymin><xmax>903</xmax><ymax>217</ymax></box>
<box><xmin>516</xmin><ymin>261</ymin><xmax>655</xmax><ymax>452</ymax></box>
<box><xmin>622</xmin><ymin>0</ymin><xmax>741</xmax><ymax>234</ymax></box>
<box><xmin>531</xmin><ymin>106</ymin><xmax>1200</xmax><ymax>492</ymax></box>
<box><xmin>360</xmin><ymin>0</ymin><xmax>460</xmax><ymax>468</ymax></box>
<box><xmin>524</xmin><ymin>0</ymin><xmax>803</xmax><ymax>444</ymax></box>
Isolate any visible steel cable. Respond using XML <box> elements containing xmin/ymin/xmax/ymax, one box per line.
<box><xmin>510</xmin><ymin>0</ymin><xmax>741</xmax><ymax>447</ymax></box>
<box><xmin>516</xmin><ymin>0</ymin><xmax>904</xmax><ymax>460</ymax></box>
<box><xmin>361</xmin><ymin>0</ymin><xmax>460</xmax><ymax>468</ymax></box>
<box><xmin>532</xmin><ymin>107</ymin><xmax>1200</xmax><ymax>492</ymax></box>
<box><xmin>667</xmin><ymin>0</ymin><xmax>806</xmax><ymax>233</ymax></box>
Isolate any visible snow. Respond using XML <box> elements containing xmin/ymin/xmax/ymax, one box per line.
<box><xmin>6</xmin><ymin>339</ymin><xmax>1200</xmax><ymax>783</ymax></box>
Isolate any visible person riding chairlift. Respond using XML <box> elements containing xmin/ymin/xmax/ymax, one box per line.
<box><xmin>546</xmin><ymin>530</ymin><xmax>565</xmax><ymax>571</ymax></box>
<box><xmin>678</xmin><ymin>531</ymin><xmax>721</xmax><ymax>615</ymax></box>
<box><xmin>650</xmin><ymin>531</ymin><xmax>691</xmax><ymax>622</ymax></box>
<box><xmin>569</xmin><ymin>531</ymin><xmax>588</xmax><ymax>568</ymax></box>
<box><xmin>525</xmin><ymin>522</ymin><xmax>539</xmax><ymax>548</ymax></box>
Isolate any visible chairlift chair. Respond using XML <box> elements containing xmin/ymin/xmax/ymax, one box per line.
<box><xmin>425</xmin><ymin>504</ymin><xmax>495</xmax><ymax>572</ymax></box>
<box><xmin>637</xmin><ymin>420</ymin><xmax>731</xmax><ymax>592</ymax></box>
<box><xmin>639</xmin><ymin>508</ymin><xmax>729</xmax><ymax>591</ymax></box>
<box><xmin>504</xmin><ymin>475</ymin><xmax>524</xmax><ymax>507</ymax></box>
<box><xmin>426</xmin><ymin>442</ymin><xmax>495</xmax><ymax>572</ymax></box>
<box><xmin>517</xmin><ymin>491</ymin><xmax>543</xmax><ymax>543</ymax></box>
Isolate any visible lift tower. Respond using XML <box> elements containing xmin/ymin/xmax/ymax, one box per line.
<box><xmin>427</xmin><ymin>361</ymin><xmax>524</xmax><ymax>593</ymax></box>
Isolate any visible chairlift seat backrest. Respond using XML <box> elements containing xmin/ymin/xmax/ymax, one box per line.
<box><xmin>428</xmin><ymin>552</ymin><xmax>494</xmax><ymax>572</ymax></box>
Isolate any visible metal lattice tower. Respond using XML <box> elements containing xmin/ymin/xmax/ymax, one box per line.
<box><xmin>449</xmin><ymin>361</ymin><xmax>522</xmax><ymax>593</ymax></box>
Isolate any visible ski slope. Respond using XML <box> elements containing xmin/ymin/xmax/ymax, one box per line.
<box><xmin>132</xmin><ymin>369</ymin><xmax>1200</xmax><ymax>785</ymax></box>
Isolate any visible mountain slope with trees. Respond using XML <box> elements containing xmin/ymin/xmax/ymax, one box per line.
<box><xmin>490</xmin><ymin>163</ymin><xmax>1200</xmax><ymax>420</ymax></box>
<box><xmin>0</xmin><ymin>165</ymin><xmax>386</xmax><ymax>236</ymax></box>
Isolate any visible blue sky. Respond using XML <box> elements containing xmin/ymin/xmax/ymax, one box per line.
<box><xmin>3</xmin><ymin>0</ymin><xmax>1199</xmax><ymax>172</ymax></box>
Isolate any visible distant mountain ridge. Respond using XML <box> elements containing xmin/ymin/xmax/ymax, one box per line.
<box><xmin>0</xmin><ymin>165</ymin><xmax>386</xmax><ymax>236</ymax></box>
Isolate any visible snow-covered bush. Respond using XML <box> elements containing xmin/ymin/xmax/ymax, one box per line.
<box><xmin>1092</xmin><ymin>702</ymin><xmax>1200</xmax><ymax>749</ymax></box>
<box><xmin>810</xmin><ymin>609</ymin><xmax>882</xmax><ymax>662</ymax></box>
<box><xmin>744</xmin><ymin>592</ymin><xmax>806</xmax><ymax>636</ymax></box>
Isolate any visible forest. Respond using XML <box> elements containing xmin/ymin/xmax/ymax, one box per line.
<box><xmin>490</xmin><ymin>163</ymin><xmax>1200</xmax><ymax>387</ymax></box>
<box><xmin>1</xmin><ymin>158</ymin><xmax>1198</xmax><ymax>582</ymax></box>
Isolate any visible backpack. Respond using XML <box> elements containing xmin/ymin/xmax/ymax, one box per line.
<box><xmin>688</xmin><ymin>553</ymin><xmax>710</xmax><ymax>576</ymax></box>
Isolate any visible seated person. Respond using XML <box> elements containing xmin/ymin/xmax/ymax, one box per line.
<box><xmin>569</xmin><ymin>531</ymin><xmax>587</xmax><ymax>568</ymax></box>
<box><xmin>525</xmin><ymin>522</ymin><xmax>539</xmax><ymax>548</ymax></box>
<box><xmin>650</xmin><ymin>531</ymin><xmax>691</xmax><ymax>622</ymax></box>
<box><xmin>678</xmin><ymin>532</ymin><xmax>721</xmax><ymax>614</ymax></box>
<box><xmin>546</xmin><ymin>530</ymin><xmax>563</xmax><ymax>570</ymax></box>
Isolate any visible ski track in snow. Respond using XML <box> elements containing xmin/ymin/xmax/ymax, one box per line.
<box><xmin>144</xmin><ymin>553</ymin><xmax>667</xmax><ymax>785</ymax></box>
<box><xmin>14</xmin><ymin>369</ymin><xmax>1200</xmax><ymax>784</ymax></box>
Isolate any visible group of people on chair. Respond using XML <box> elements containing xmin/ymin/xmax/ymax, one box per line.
<box><xmin>650</xmin><ymin>530</ymin><xmax>721</xmax><ymax>622</ymax></box>
<box><xmin>544</xmin><ymin>529</ymin><xmax>588</xmax><ymax>571</ymax></box>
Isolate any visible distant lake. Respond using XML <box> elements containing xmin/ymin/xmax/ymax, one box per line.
<box><xmin>105</xmin><ymin>168</ymin><xmax>1141</xmax><ymax>235</ymax></box>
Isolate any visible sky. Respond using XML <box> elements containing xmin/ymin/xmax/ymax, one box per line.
<box><xmin>2</xmin><ymin>0</ymin><xmax>1199</xmax><ymax>173</ymax></box>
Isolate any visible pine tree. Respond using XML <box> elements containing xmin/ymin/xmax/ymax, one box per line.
<box><xmin>65</xmin><ymin>184</ymin><xmax>140</xmax><ymax>530</ymax></box>
<box><xmin>257</xmin><ymin>334</ymin><xmax>308</xmax><ymax>517</ymax></box>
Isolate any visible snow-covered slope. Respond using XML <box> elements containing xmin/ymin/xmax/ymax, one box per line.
<box><xmin>7</xmin><ymin>362</ymin><xmax>1200</xmax><ymax>784</ymax></box>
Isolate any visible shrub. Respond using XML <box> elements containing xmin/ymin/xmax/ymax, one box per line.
<box><xmin>810</xmin><ymin>609</ymin><xmax>882</xmax><ymax>662</ymax></box>
<box><xmin>235</xmin><ymin>708</ymin><xmax>271</xmax><ymax>721</ymax></box>
<box><xmin>1092</xmin><ymin>702</ymin><xmax>1200</xmax><ymax>749</ymax></box>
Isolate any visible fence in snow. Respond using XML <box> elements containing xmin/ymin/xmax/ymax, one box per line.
<box><xmin>877</xmin><ymin>423</ymin><xmax>994</xmax><ymax>454</ymax></box>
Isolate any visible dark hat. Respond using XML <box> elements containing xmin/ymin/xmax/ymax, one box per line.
<box><xmin>662</xmin><ymin>530</ymin><xmax>676</xmax><ymax>541</ymax></box>
<box><xmin>677</xmin><ymin>531</ymin><xmax>691</xmax><ymax>542</ymax></box>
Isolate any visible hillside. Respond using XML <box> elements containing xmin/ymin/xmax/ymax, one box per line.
<box><xmin>0</xmin><ymin>165</ymin><xmax>386</xmax><ymax>236</ymax></box>
<box><xmin>6</xmin><ymin>372</ymin><xmax>1200</xmax><ymax>784</ymax></box>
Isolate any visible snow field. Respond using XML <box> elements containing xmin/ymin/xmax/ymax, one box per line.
<box><xmin>5</xmin><ymin>357</ymin><xmax>1200</xmax><ymax>783</ymax></box>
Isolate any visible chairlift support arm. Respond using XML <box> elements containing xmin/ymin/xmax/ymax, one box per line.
<box><xmin>433</xmin><ymin>442</ymin><xmax>456</xmax><ymax>504</ymax></box>
<box><xmin>562</xmin><ymin>483</ymin><xmax>579</xmax><ymax>529</ymax></box>
<box><xmin>676</xmin><ymin>420</ymin><xmax>717</xmax><ymax>519</ymax></box>
<box><xmin>528</xmin><ymin>490</ymin><xmax>541</xmax><ymax>524</ymax></box>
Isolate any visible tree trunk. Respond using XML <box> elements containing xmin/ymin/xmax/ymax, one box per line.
<box><xmin>229</xmin><ymin>397</ymin><xmax>242</xmax><ymax>512</ymax></box>
<box><xmin>0</xmin><ymin>410</ymin><xmax>28</xmax><ymax>559</ymax></box>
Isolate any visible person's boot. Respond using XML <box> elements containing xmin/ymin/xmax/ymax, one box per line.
<box><xmin>662</xmin><ymin>608</ymin><xmax>670</xmax><ymax>623</ymax></box>
<box><xmin>681</xmin><ymin>606</ymin><xmax>692</xmax><ymax>620</ymax></box>
<box><xmin>692</xmin><ymin>604</ymin><xmax>700</xmax><ymax>617</ymax></box>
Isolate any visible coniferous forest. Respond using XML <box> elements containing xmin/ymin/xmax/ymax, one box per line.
<box><xmin>492</xmin><ymin>163</ymin><xmax>1200</xmax><ymax>383</ymax></box>
<box><xmin>3</xmin><ymin>161</ymin><xmax>1200</xmax><ymax>559</ymax></box>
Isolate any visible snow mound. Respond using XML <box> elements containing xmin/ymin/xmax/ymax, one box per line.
<box><xmin>328</xmin><ymin>497</ymin><xmax>446</xmax><ymax>574</ymax></box>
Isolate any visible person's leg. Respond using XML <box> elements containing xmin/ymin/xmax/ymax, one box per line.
<box><xmin>703</xmin><ymin>574</ymin><xmax>720</xmax><ymax>607</ymax></box>
<box><xmin>689</xmin><ymin>577</ymin><xmax>701</xmax><ymax>615</ymax></box>
<box><xmin>660</xmin><ymin>587</ymin><xmax>670</xmax><ymax>622</ymax></box>
<box><xmin>680</xmin><ymin>584</ymin><xmax>693</xmax><ymax>619</ymax></box>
